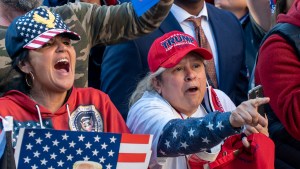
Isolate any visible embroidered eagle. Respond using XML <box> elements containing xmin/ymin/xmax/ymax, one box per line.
<box><xmin>33</xmin><ymin>10</ymin><xmax>56</xmax><ymax>28</ymax></box>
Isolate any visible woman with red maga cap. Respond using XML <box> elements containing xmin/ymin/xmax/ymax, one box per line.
<box><xmin>126</xmin><ymin>31</ymin><xmax>272</xmax><ymax>169</ymax></box>
<box><xmin>0</xmin><ymin>7</ymin><xmax>129</xmax><ymax>147</ymax></box>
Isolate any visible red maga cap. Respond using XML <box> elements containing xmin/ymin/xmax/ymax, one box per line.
<box><xmin>148</xmin><ymin>31</ymin><xmax>212</xmax><ymax>72</ymax></box>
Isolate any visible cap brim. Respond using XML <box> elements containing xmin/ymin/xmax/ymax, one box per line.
<box><xmin>24</xmin><ymin>29</ymin><xmax>81</xmax><ymax>50</ymax></box>
<box><xmin>161</xmin><ymin>46</ymin><xmax>213</xmax><ymax>69</ymax></box>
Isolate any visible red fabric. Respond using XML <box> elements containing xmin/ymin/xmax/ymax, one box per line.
<box><xmin>208</xmin><ymin>134</ymin><xmax>275</xmax><ymax>169</ymax></box>
<box><xmin>0</xmin><ymin>87</ymin><xmax>130</xmax><ymax>133</ymax></box>
<box><xmin>189</xmin><ymin>134</ymin><xmax>274</xmax><ymax>169</ymax></box>
<box><xmin>277</xmin><ymin>0</ymin><xmax>300</xmax><ymax>27</ymax></box>
<box><xmin>103</xmin><ymin>0</ymin><xmax>118</xmax><ymax>5</ymax></box>
<box><xmin>256</xmin><ymin>0</ymin><xmax>300</xmax><ymax>141</ymax></box>
<box><xmin>255</xmin><ymin>34</ymin><xmax>300</xmax><ymax>140</ymax></box>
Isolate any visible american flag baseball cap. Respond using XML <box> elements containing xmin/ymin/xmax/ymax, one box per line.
<box><xmin>148</xmin><ymin>31</ymin><xmax>212</xmax><ymax>73</ymax></box>
<box><xmin>5</xmin><ymin>7</ymin><xmax>80</xmax><ymax>60</ymax></box>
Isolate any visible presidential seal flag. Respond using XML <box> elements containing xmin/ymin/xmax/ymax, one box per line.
<box><xmin>14</xmin><ymin>128</ymin><xmax>152</xmax><ymax>169</ymax></box>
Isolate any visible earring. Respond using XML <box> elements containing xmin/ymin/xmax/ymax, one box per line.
<box><xmin>25</xmin><ymin>72</ymin><xmax>34</xmax><ymax>87</ymax></box>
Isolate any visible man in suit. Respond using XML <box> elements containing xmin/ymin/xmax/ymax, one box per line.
<box><xmin>101</xmin><ymin>0</ymin><xmax>248</xmax><ymax>120</ymax></box>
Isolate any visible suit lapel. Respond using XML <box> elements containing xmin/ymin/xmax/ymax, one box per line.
<box><xmin>159</xmin><ymin>12</ymin><xmax>183</xmax><ymax>34</ymax></box>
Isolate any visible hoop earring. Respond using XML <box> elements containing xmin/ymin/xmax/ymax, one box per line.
<box><xmin>25</xmin><ymin>72</ymin><xmax>34</xmax><ymax>87</ymax></box>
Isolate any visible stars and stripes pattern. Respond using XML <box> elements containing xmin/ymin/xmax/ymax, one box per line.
<box><xmin>14</xmin><ymin>128</ymin><xmax>152</xmax><ymax>169</ymax></box>
<box><xmin>157</xmin><ymin>112</ymin><xmax>241</xmax><ymax>157</ymax></box>
<box><xmin>15</xmin><ymin>7</ymin><xmax>79</xmax><ymax>50</ymax></box>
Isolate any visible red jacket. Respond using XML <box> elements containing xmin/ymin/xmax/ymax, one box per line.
<box><xmin>255</xmin><ymin>0</ymin><xmax>300</xmax><ymax>140</ymax></box>
<box><xmin>0</xmin><ymin>87</ymin><xmax>130</xmax><ymax>146</ymax></box>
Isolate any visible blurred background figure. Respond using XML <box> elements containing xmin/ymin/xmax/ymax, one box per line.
<box><xmin>255</xmin><ymin>0</ymin><xmax>299</xmax><ymax>168</ymax></box>
<box><xmin>214</xmin><ymin>0</ymin><xmax>271</xmax><ymax>81</ymax></box>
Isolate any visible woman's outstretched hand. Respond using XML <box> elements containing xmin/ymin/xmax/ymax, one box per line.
<box><xmin>229</xmin><ymin>97</ymin><xmax>270</xmax><ymax>128</ymax></box>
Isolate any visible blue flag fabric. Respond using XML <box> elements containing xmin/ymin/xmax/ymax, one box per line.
<box><xmin>131</xmin><ymin>0</ymin><xmax>159</xmax><ymax>16</ymax></box>
<box><xmin>0</xmin><ymin>131</ymin><xmax>6</xmax><ymax>158</ymax></box>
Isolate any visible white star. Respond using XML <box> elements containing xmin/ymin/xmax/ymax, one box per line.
<box><xmin>35</xmin><ymin>137</ymin><xmax>42</xmax><ymax>144</ymax></box>
<box><xmin>172</xmin><ymin>129</ymin><xmax>178</xmax><ymax>139</ymax></box>
<box><xmin>202</xmin><ymin>137</ymin><xmax>210</xmax><ymax>144</ymax></box>
<box><xmin>216</xmin><ymin>121</ymin><xmax>224</xmax><ymax>130</ymax></box>
<box><xmin>206</xmin><ymin>122</ymin><xmax>214</xmax><ymax>130</ymax></box>
<box><xmin>110</xmin><ymin>136</ymin><xmax>117</xmax><ymax>143</ymax></box>
<box><xmin>28</xmin><ymin>131</ymin><xmax>35</xmax><ymax>137</ymax></box>
<box><xmin>45</xmin><ymin>132</ymin><xmax>52</xmax><ymax>138</ymax></box>
<box><xmin>99</xmin><ymin>156</ymin><xmax>106</xmax><ymax>163</ymax></box>
<box><xmin>23</xmin><ymin>156</ymin><xmax>31</xmax><ymax>163</ymax></box>
<box><xmin>92</xmin><ymin>149</ymin><xmax>99</xmax><ymax>156</ymax></box>
<box><xmin>94</xmin><ymin>135</ymin><xmax>101</xmax><ymax>142</ymax></box>
<box><xmin>43</xmin><ymin>145</ymin><xmax>50</xmax><ymax>152</ymax></box>
<box><xmin>26</xmin><ymin>143</ymin><xmax>33</xmax><ymax>150</ymax></box>
<box><xmin>67</xmin><ymin>154</ymin><xmax>74</xmax><ymax>161</ymax></box>
<box><xmin>83</xmin><ymin>155</ymin><xmax>90</xmax><ymax>161</ymax></box>
<box><xmin>78</xmin><ymin>134</ymin><xmax>85</xmax><ymax>141</ymax></box>
<box><xmin>57</xmin><ymin>160</ymin><xmax>64</xmax><ymax>167</ymax></box>
<box><xmin>41</xmin><ymin>158</ymin><xmax>48</xmax><ymax>165</ymax></box>
<box><xmin>106</xmin><ymin>163</ymin><xmax>112</xmax><ymax>169</ymax></box>
<box><xmin>164</xmin><ymin>140</ymin><xmax>170</xmax><ymax>148</ymax></box>
<box><xmin>62</xmin><ymin>133</ymin><xmax>69</xmax><ymax>140</ymax></box>
<box><xmin>159</xmin><ymin>150</ymin><xmax>166</xmax><ymax>156</ymax></box>
<box><xmin>60</xmin><ymin>147</ymin><xmax>67</xmax><ymax>154</ymax></box>
<box><xmin>50</xmin><ymin>153</ymin><xmax>57</xmax><ymax>159</ymax></box>
<box><xmin>52</xmin><ymin>139</ymin><xmax>59</xmax><ymax>146</ymax></box>
<box><xmin>31</xmin><ymin>164</ymin><xmax>38</xmax><ymax>169</ymax></box>
<box><xmin>76</xmin><ymin>148</ymin><xmax>83</xmax><ymax>155</ymax></box>
<box><xmin>69</xmin><ymin>141</ymin><xmax>76</xmax><ymax>148</ymax></box>
<box><xmin>180</xmin><ymin>142</ymin><xmax>189</xmax><ymax>149</ymax></box>
<box><xmin>101</xmin><ymin>143</ymin><xmax>108</xmax><ymax>149</ymax></box>
<box><xmin>33</xmin><ymin>151</ymin><xmax>40</xmax><ymax>157</ymax></box>
<box><xmin>48</xmin><ymin>166</ymin><xmax>55</xmax><ymax>169</ymax></box>
<box><xmin>85</xmin><ymin>142</ymin><xmax>92</xmax><ymax>149</ymax></box>
<box><xmin>188</xmin><ymin>128</ymin><xmax>195</xmax><ymax>137</ymax></box>
<box><xmin>108</xmin><ymin>150</ymin><xmax>115</xmax><ymax>157</ymax></box>
<box><xmin>46</xmin><ymin>121</ymin><xmax>49</xmax><ymax>125</ymax></box>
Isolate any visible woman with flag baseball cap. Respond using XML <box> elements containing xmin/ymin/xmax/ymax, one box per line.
<box><xmin>0</xmin><ymin>7</ymin><xmax>130</xmax><ymax>148</ymax></box>
<box><xmin>126</xmin><ymin>31</ymin><xmax>273</xmax><ymax>169</ymax></box>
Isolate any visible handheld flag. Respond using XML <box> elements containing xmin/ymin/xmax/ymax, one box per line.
<box><xmin>14</xmin><ymin>128</ymin><xmax>152</xmax><ymax>169</ymax></box>
<box><xmin>132</xmin><ymin>0</ymin><xmax>159</xmax><ymax>16</ymax></box>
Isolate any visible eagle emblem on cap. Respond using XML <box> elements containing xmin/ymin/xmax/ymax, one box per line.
<box><xmin>33</xmin><ymin>10</ymin><xmax>55</xmax><ymax>28</ymax></box>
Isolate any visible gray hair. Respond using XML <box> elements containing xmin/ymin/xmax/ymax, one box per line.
<box><xmin>129</xmin><ymin>67</ymin><xmax>166</xmax><ymax>107</ymax></box>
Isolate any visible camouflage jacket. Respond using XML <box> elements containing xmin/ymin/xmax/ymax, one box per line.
<box><xmin>0</xmin><ymin>0</ymin><xmax>173</xmax><ymax>96</ymax></box>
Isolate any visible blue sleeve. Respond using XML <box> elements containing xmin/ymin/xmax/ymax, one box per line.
<box><xmin>157</xmin><ymin>112</ymin><xmax>241</xmax><ymax>157</ymax></box>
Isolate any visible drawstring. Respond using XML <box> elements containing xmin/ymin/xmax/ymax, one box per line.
<box><xmin>35</xmin><ymin>103</ymin><xmax>71</xmax><ymax>129</ymax></box>
<box><xmin>66</xmin><ymin>104</ymin><xmax>71</xmax><ymax>119</ymax></box>
<box><xmin>35</xmin><ymin>104</ymin><xmax>45</xmax><ymax>129</ymax></box>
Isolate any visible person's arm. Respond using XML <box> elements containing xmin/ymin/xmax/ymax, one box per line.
<box><xmin>246</xmin><ymin>0</ymin><xmax>271</xmax><ymax>31</ymax></box>
<box><xmin>157</xmin><ymin>97</ymin><xmax>269</xmax><ymax>156</ymax></box>
<box><xmin>256</xmin><ymin>35</ymin><xmax>300</xmax><ymax>140</ymax></box>
<box><xmin>157</xmin><ymin>112</ymin><xmax>240</xmax><ymax>157</ymax></box>
<box><xmin>54</xmin><ymin>0</ymin><xmax>173</xmax><ymax>46</ymax></box>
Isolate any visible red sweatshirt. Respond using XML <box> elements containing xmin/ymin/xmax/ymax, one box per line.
<box><xmin>255</xmin><ymin>0</ymin><xmax>300</xmax><ymax>140</ymax></box>
<box><xmin>0</xmin><ymin>87</ymin><xmax>130</xmax><ymax>146</ymax></box>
